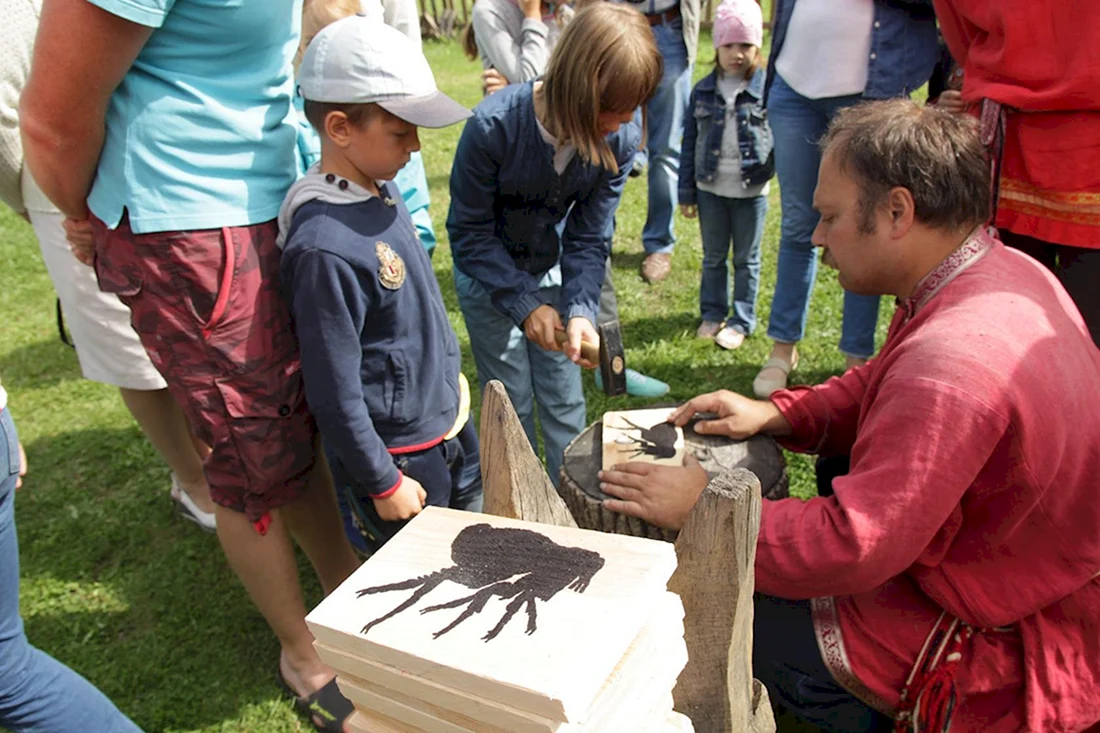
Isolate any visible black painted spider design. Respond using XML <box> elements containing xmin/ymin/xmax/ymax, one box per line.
<box><xmin>614</xmin><ymin>418</ymin><xmax>679</xmax><ymax>460</ymax></box>
<box><xmin>357</xmin><ymin>523</ymin><xmax>605</xmax><ymax>642</ymax></box>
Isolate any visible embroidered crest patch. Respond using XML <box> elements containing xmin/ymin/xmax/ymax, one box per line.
<box><xmin>376</xmin><ymin>241</ymin><xmax>406</xmax><ymax>290</ymax></box>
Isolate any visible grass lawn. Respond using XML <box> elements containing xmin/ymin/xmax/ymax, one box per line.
<box><xmin>0</xmin><ymin>34</ymin><xmax>889</xmax><ymax>733</ymax></box>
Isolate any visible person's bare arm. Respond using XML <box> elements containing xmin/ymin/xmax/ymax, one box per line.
<box><xmin>20</xmin><ymin>0</ymin><xmax>153</xmax><ymax>219</ymax></box>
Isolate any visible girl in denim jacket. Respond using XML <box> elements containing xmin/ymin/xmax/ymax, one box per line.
<box><xmin>448</xmin><ymin>4</ymin><xmax>661</xmax><ymax>484</ymax></box>
<box><xmin>679</xmin><ymin>0</ymin><xmax>774</xmax><ymax>350</ymax></box>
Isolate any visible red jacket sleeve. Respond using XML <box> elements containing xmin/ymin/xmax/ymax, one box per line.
<box><xmin>755</xmin><ymin>375</ymin><xmax>1009</xmax><ymax>599</ymax></box>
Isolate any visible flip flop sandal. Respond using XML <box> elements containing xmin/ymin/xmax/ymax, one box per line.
<box><xmin>279</xmin><ymin>673</ymin><xmax>355</xmax><ymax>733</ymax></box>
<box><xmin>170</xmin><ymin>475</ymin><xmax>216</xmax><ymax>532</ymax></box>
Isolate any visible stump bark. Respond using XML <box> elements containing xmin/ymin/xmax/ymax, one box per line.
<box><xmin>559</xmin><ymin>417</ymin><xmax>787</xmax><ymax>540</ymax></box>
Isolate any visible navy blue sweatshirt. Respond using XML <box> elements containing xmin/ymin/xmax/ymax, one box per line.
<box><xmin>277</xmin><ymin>171</ymin><xmax>460</xmax><ymax>498</ymax></box>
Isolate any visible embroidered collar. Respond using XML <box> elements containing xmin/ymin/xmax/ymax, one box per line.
<box><xmin>898</xmin><ymin>226</ymin><xmax>994</xmax><ymax>321</ymax></box>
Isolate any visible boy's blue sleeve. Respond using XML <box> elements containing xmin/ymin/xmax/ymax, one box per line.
<box><xmin>679</xmin><ymin>86</ymin><xmax>699</xmax><ymax>207</ymax></box>
<box><xmin>281</xmin><ymin>244</ymin><xmax>402</xmax><ymax>498</ymax></box>
<box><xmin>558</xmin><ymin>125</ymin><xmax>640</xmax><ymax>327</ymax></box>
<box><xmin>447</xmin><ymin>116</ymin><xmax>547</xmax><ymax>327</ymax></box>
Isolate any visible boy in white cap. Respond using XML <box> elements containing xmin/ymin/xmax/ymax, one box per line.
<box><xmin>278</xmin><ymin>15</ymin><xmax>481</xmax><ymax>568</ymax></box>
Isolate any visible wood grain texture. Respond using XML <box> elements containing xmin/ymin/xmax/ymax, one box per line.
<box><xmin>480</xmin><ymin>380</ymin><xmax>578</xmax><ymax>528</ymax></box>
<box><xmin>669</xmin><ymin>468</ymin><xmax>775</xmax><ymax>733</ymax></box>
<box><xmin>307</xmin><ymin>508</ymin><xmax>678</xmax><ymax>722</ymax></box>
<box><xmin>561</xmin><ymin>419</ymin><xmax>787</xmax><ymax>540</ymax></box>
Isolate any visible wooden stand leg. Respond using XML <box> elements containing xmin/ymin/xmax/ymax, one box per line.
<box><xmin>478</xmin><ymin>380</ymin><xmax>578</xmax><ymax>529</ymax></box>
<box><xmin>670</xmin><ymin>468</ymin><xmax>775</xmax><ymax>733</ymax></box>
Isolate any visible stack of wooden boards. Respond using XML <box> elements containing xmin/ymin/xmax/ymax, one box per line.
<box><xmin>306</xmin><ymin>507</ymin><xmax>695</xmax><ymax>733</ymax></box>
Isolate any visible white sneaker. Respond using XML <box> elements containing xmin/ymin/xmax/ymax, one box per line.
<box><xmin>170</xmin><ymin>474</ymin><xmax>217</xmax><ymax>532</ymax></box>
<box><xmin>714</xmin><ymin>327</ymin><xmax>746</xmax><ymax>351</ymax></box>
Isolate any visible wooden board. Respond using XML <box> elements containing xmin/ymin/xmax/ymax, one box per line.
<box><xmin>319</xmin><ymin>592</ymin><xmax>685</xmax><ymax>733</ymax></box>
<box><xmin>561</xmin><ymin>420</ymin><xmax>787</xmax><ymax>540</ymax></box>
<box><xmin>601</xmin><ymin>408</ymin><xmax>685</xmax><ymax>472</ymax></box>
<box><xmin>307</xmin><ymin>507</ymin><xmax>678</xmax><ymax>722</ymax></box>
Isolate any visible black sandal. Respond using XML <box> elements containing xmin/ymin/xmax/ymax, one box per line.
<box><xmin>279</xmin><ymin>673</ymin><xmax>355</xmax><ymax>732</ymax></box>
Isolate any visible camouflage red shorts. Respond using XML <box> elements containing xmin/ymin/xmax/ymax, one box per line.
<box><xmin>91</xmin><ymin>215</ymin><xmax>316</xmax><ymax>528</ymax></box>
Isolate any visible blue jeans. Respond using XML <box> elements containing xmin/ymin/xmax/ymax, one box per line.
<box><xmin>454</xmin><ymin>266</ymin><xmax>586</xmax><ymax>485</ymax></box>
<box><xmin>0</xmin><ymin>408</ymin><xmax>143</xmax><ymax>733</ymax></box>
<box><xmin>331</xmin><ymin>420</ymin><xmax>483</xmax><ymax>553</ymax></box>
<box><xmin>697</xmin><ymin>191</ymin><xmax>768</xmax><ymax>335</ymax></box>
<box><xmin>765</xmin><ymin>74</ymin><xmax>881</xmax><ymax>359</ymax></box>
<box><xmin>754</xmin><ymin>594</ymin><xmax>892</xmax><ymax>733</ymax></box>
<box><xmin>642</xmin><ymin>17</ymin><xmax>692</xmax><ymax>256</ymax></box>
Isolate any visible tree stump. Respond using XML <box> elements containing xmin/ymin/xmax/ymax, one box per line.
<box><xmin>559</xmin><ymin>417</ymin><xmax>787</xmax><ymax>541</ymax></box>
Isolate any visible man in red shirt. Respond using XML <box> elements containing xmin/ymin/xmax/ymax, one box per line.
<box><xmin>601</xmin><ymin>101</ymin><xmax>1100</xmax><ymax>732</ymax></box>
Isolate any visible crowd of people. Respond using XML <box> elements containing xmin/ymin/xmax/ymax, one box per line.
<box><xmin>1</xmin><ymin>0</ymin><xmax>1098</xmax><ymax>731</ymax></box>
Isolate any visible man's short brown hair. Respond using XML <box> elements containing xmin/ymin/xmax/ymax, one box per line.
<box><xmin>821</xmin><ymin>100</ymin><xmax>991</xmax><ymax>234</ymax></box>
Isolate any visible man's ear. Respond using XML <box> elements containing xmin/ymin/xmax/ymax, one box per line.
<box><xmin>887</xmin><ymin>186</ymin><xmax>916</xmax><ymax>238</ymax></box>
<box><xmin>324</xmin><ymin>110</ymin><xmax>352</xmax><ymax>148</ymax></box>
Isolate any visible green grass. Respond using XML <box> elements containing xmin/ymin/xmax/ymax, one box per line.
<box><xmin>0</xmin><ymin>35</ymin><xmax>888</xmax><ymax>732</ymax></box>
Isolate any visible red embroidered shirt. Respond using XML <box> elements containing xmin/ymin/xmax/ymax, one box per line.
<box><xmin>761</xmin><ymin>230</ymin><xmax>1100</xmax><ymax>731</ymax></box>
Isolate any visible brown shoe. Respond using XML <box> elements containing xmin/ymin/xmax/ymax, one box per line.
<box><xmin>640</xmin><ymin>252</ymin><xmax>672</xmax><ymax>283</ymax></box>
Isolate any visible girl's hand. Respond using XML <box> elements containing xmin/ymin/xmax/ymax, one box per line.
<box><xmin>518</xmin><ymin>0</ymin><xmax>542</xmax><ymax>20</ymax></box>
<box><xmin>523</xmin><ymin>304</ymin><xmax>563</xmax><ymax>352</ymax></box>
<box><xmin>372</xmin><ymin>475</ymin><xmax>427</xmax><ymax>522</ymax></box>
<box><xmin>679</xmin><ymin>204</ymin><xmax>697</xmax><ymax>219</ymax></box>
<box><xmin>481</xmin><ymin>68</ymin><xmax>509</xmax><ymax>96</ymax></box>
<box><xmin>564</xmin><ymin>316</ymin><xmax>599</xmax><ymax>369</ymax></box>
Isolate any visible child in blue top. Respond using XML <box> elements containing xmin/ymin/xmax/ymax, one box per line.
<box><xmin>278</xmin><ymin>16</ymin><xmax>481</xmax><ymax>553</ymax></box>
<box><xmin>447</xmin><ymin>3</ymin><xmax>662</xmax><ymax>484</ymax></box>
<box><xmin>679</xmin><ymin>0</ymin><xmax>775</xmax><ymax>350</ymax></box>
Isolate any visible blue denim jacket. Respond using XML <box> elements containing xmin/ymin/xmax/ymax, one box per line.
<box><xmin>765</xmin><ymin>0</ymin><xmax>939</xmax><ymax>104</ymax></box>
<box><xmin>447</xmin><ymin>82</ymin><xmax>639</xmax><ymax>328</ymax></box>
<box><xmin>679</xmin><ymin>67</ymin><xmax>774</xmax><ymax>207</ymax></box>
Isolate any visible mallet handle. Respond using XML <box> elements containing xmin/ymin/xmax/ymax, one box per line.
<box><xmin>553</xmin><ymin>331</ymin><xmax>601</xmax><ymax>364</ymax></box>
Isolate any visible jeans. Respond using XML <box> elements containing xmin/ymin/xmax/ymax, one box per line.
<box><xmin>454</xmin><ymin>267</ymin><xmax>586</xmax><ymax>485</ymax></box>
<box><xmin>697</xmin><ymin>191</ymin><xmax>768</xmax><ymax>335</ymax></box>
<box><xmin>642</xmin><ymin>17</ymin><xmax>692</xmax><ymax>256</ymax></box>
<box><xmin>0</xmin><ymin>408</ymin><xmax>143</xmax><ymax>733</ymax></box>
<box><xmin>765</xmin><ymin>74</ymin><xmax>881</xmax><ymax>359</ymax></box>
<box><xmin>331</xmin><ymin>420</ymin><xmax>483</xmax><ymax>553</ymax></box>
<box><xmin>754</xmin><ymin>594</ymin><xmax>893</xmax><ymax>733</ymax></box>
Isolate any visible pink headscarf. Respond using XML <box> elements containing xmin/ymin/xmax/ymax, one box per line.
<box><xmin>713</xmin><ymin>0</ymin><xmax>763</xmax><ymax>48</ymax></box>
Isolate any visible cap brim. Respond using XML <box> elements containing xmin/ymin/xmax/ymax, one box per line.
<box><xmin>379</xmin><ymin>91</ymin><xmax>471</xmax><ymax>129</ymax></box>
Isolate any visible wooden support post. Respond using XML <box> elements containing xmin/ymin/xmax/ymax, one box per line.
<box><xmin>669</xmin><ymin>468</ymin><xmax>775</xmax><ymax>733</ymax></box>
<box><xmin>479</xmin><ymin>380</ymin><xmax>578</xmax><ymax>528</ymax></box>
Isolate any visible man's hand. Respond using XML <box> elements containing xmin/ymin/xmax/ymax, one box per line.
<box><xmin>564</xmin><ymin>316</ymin><xmax>599</xmax><ymax>369</ymax></box>
<box><xmin>481</xmin><ymin>68</ymin><xmax>509</xmax><ymax>96</ymax></box>
<box><xmin>668</xmin><ymin>389</ymin><xmax>791</xmax><ymax>439</ymax></box>
<box><xmin>523</xmin><ymin>303</ymin><xmax>563</xmax><ymax>352</ymax></box>
<box><xmin>16</xmin><ymin>442</ymin><xmax>27</xmax><ymax>490</ymax></box>
<box><xmin>63</xmin><ymin>217</ymin><xmax>95</xmax><ymax>266</ymax></box>
<box><xmin>679</xmin><ymin>204</ymin><xmax>697</xmax><ymax>219</ymax></box>
<box><xmin>600</xmin><ymin>454</ymin><xmax>709</xmax><ymax>530</ymax></box>
<box><xmin>372</xmin><ymin>475</ymin><xmax>427</xmax><ymax>522</ymax></box>
<box><xmin>935</xmin><ymin>89</ymin><xmax>967</xmax><ymax>115</ymax></box>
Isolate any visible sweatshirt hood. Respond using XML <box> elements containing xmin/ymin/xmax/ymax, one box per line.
<box><xmin>276</xmin><ymin>163</ymin><xmax>380</xmax><ymax>248</ymax></box>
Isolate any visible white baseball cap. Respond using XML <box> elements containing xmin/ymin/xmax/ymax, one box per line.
<box><xmin>299</xmin><ymin>14</ymin><xmax>471</xmax><ymax>128</ymax></box>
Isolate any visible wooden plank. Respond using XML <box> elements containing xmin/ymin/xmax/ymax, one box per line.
<box><xmin>347</xmin><ymin>709</ymin><xmax>406</xmax><ymax>733</ymax></box>
<box><xmin>307</xmin><ymin>507</ymin><xmax>678</xmax><ymax>722</ymax></box>
<box><xmin>669</xmin><ymin>469</ymin><xmax>775</xmax><ymax>733</ymax></box>
<box><xmin>480</xmin><ymin>379</ymin><xmax>578</xmax><ymax>528</ymax></box>
<box><xmin>318</xmin><ymin>592</ymin><xmax>685</xmax><ymax>733</ymax></box>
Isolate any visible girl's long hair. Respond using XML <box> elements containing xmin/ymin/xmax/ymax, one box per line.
<box><xmin>539</xmin><ymin>4</ymin><xmax>662</xmax><ymax>173</ymax></box>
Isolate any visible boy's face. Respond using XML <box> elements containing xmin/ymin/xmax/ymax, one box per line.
<box><xmin>343</xmin><ymin>107</ymin><xmax>421</xmax><ymax>182</ymax></box>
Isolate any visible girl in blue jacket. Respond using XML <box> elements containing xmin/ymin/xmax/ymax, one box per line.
<box><xmin>447</xmin><ymin>3</ymin><xmax>661</xmax><ymax>483</ymax></box>
<box><xmin>679</xmin><ymin>0</ymin><xmax>774</xmax><ymax>351</ymax></box>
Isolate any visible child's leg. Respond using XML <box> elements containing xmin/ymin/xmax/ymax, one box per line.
<box><xmin>447</xmin><ymin>421</ymin><xmax>484</xmax><ymax>513</ymax></box>
<box><xmin>728</xmin><ymin>195</ymin><xmax>769</xmax><ymax>336</ymax></box>
<box><xmin>697</xmin><ymin>190</ymin><xmax>735</xmax><ymax>324</ymax></box>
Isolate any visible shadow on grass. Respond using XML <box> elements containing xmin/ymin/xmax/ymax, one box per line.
<box><xmin>0</xmin><ymin>337</ymin><xmax>82</xmax><ymax>390</ymax></box>
<box><xmin>16</xmin><ymin>427</ymin><xmax>318</xmax><ymax>732</ymax></box>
